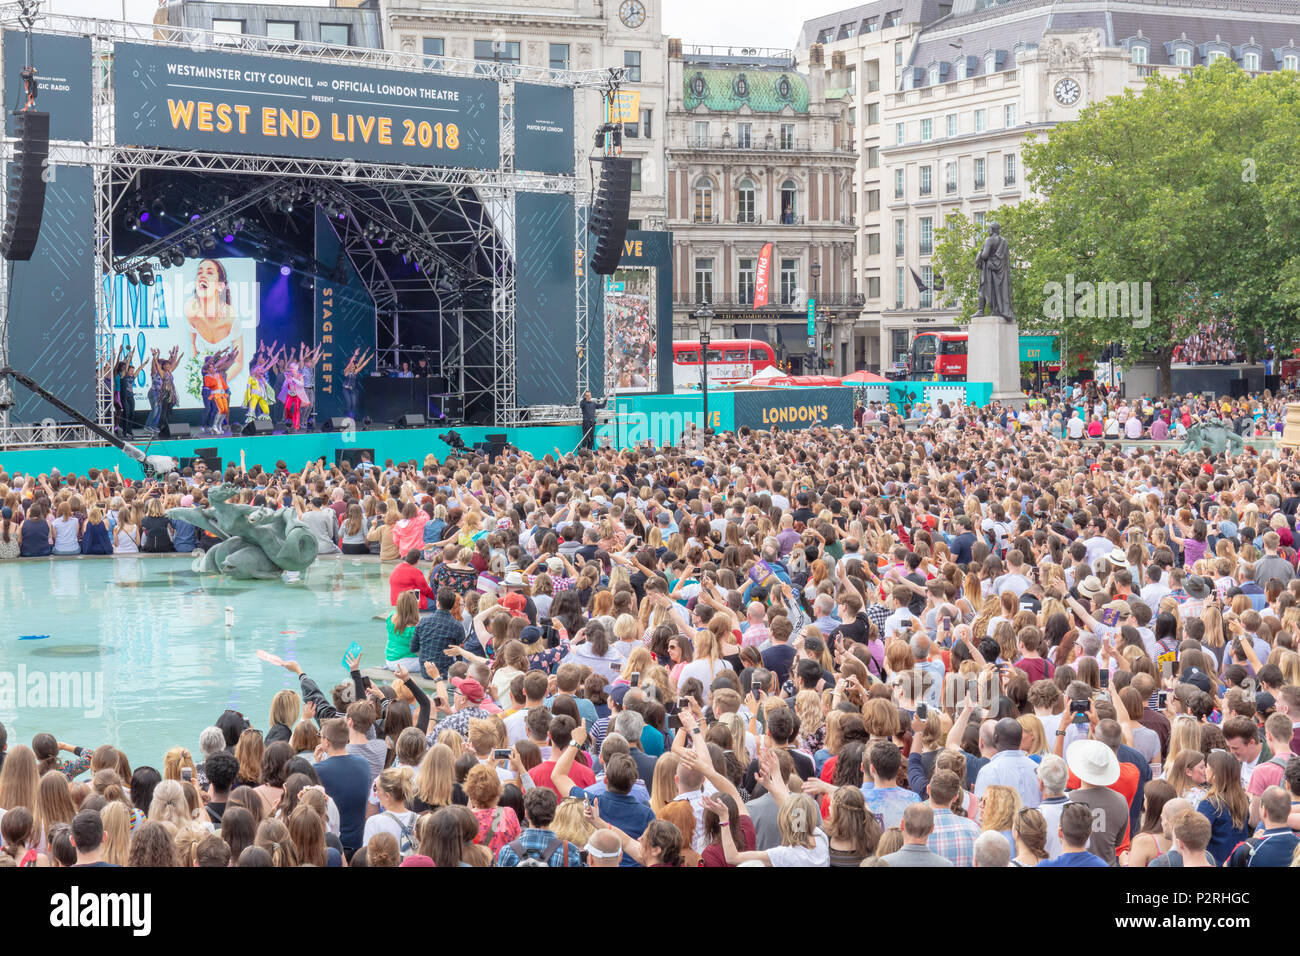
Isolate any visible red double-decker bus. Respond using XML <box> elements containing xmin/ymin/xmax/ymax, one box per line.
<box><xmin>909</xmin><ymin>331</ymin><xmax>968</xmax><ymax>380</ymax></box>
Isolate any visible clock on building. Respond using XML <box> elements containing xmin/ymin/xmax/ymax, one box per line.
<box><xmin>619</xmin><ymin>0</ymin><xmax>646</xmax><ymax>28</ymax></box>
<box><xmin>1053</xmin><ymin>76</ymin><xmax>1081</xmax><ymax>106</ymax></box>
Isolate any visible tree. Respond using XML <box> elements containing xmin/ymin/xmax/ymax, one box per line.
<box><xmin>932</xmin><ymin>61</ymin><xmax>1300</xmax><ymax>393</ymax></box>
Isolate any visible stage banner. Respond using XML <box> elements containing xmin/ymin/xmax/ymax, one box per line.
<box><xmin>7</xmin><ymin>164</ymin><xmax>95</xmax><ymax>423</ymax></box>
<box><xmin>3</xmin><ymin>31</ymin><xmax>92</xmax><ymax>140</ymax></box>
<box><xmin>112</xmin><ymin>41</ymin><xmax>499</xmax><ymax>169</ymax></box>
<box><xmin>516</xmin><ymin>192</ymin><xmax>576</xmax><ymax>406</ymax></box>
<box><xmin>732</xmin><ymin>386</ymin><xmax>853</xmax><ymax>431</ymax></box>
<box><xmin>314</xmin><ymin>209</ymin><xmax>375</xmax><ymax>420</ymax></box>
<box><xmin>514</xmin><ymin>83</ymin><xmax>574</xmax><ymax>176</ymax></box>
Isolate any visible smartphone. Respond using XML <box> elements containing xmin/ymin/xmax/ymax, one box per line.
<box><xmin>1157</xmin><ymin>690</ymin><xmax>1168</xmax><ymax>709</ymax></box>
<box><xmin>1070</xmin><ymin>699</ymin><xmax>1089</xmax><ymax>723</ymax></box>
<box><xmin>667</xmin><ymin>714</ymin><xmax>682</xmax><ymax>731</ymax></box>
<box><xmin>1100</xmin><ymin>668</ymin><xmax>1110</xmax><ymax>689</ymax></box>
<box><xmin>752</xmin><ymin>679</ymin><xmax>764</xmax><ymax>697</ymax></box>
<box><xmin>492</xmin><ymin>749</ymin><xmax>511</xmax><ymax>760</ymax></box>
<box><xmin>630</xmin><ymin>672</ymin><xmax>640</xmax><ymax>687</ymax></box>
<box><xmin>678</xmin><ymin>697</ymin><xmax>691</xmax><ymax>712</ymax></box>
<box><xmin>916</xmin><ymin>702</ymin><xmax>928</xmax><ymax>720</ymax></box>
<box><xmin>181</xmin><ymin>767</ymin><xmax>192</xmax><ymax>782</ymax></box>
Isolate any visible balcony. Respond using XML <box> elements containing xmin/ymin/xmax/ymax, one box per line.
<box><xmin>675</xmin><ymin>137</ymin><xmax>856</xmax><ymax>154</ymax></box>
<box><xmin>672</xmin><ymin>292</ymin><xmax>866</xmax><ymax>308</ymax></box>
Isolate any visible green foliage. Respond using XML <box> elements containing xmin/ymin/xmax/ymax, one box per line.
<box><xmin>931</xmin><ymin>61</ymin><xmax>1300</xmax><ymax>386</ymax></box>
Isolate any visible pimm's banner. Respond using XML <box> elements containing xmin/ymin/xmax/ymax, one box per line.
<box><xmin>753</xmin><ymin>242</ymin><xmax>772</xmax><ymax>309</ymax></box>
<box><xmin>112</xmin><ymin>41</ymin><xmax>499</xmax><ymax>169</ymax></box>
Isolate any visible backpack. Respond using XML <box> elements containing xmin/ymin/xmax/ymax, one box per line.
<box><xmin>384</xmin><ymin>811</ymin><xmax>416</xmax><ymax>858</ymax></box>
<box><xmin>508</xmin><ymin>836</ymin><xmax>570</xmax><ymax>867</ymax></box>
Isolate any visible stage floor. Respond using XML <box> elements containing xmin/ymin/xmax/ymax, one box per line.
<box><xmin>0</xmin><ymin>423</ymin><xmax>583</xmax><ymax>477</ymax></box>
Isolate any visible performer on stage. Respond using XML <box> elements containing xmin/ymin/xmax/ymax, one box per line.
<box><xmin>280</xmin><ymin>361</ymin><xmax>309</xmax><ymax>432</ymax></box>
<box><xmin>244</xmin><ymin>342</ymin><xmax>280</xmax><ymax>425</ymax></box>
<box><xmin>202</xmin><ymin>346</ymin><xmax>237</xmax><ymax>436</ymax></box>
<box><xmin>274</xmin><ymin>346</ymin><xmax>298</xmax><ymax>430</ymax></box>
<box><xmin>341</xmin><ymin>347</ymin><xmax>373</xmax><ymax>423</ymax></box>
<box><xmin>145</xmin><ymin>346</ymin><xmax>182</xmax><ymax>433</ymax></box>
<box><xmin>299</xmin><ymin>342</ymin><xmax>324</xmax><ymax>428</ymax></box>
<box><xmin>113</xmin><ymin>343</ymin><xmax>143</xmax><ymax>438</ymax></box>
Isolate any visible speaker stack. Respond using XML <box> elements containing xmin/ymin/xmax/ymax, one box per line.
<box><xmin>160</xmin><ymin>422</ymin><xmax>192</xmax><ymax>439</ymax></box>
<box><xmin>242</xmin><ymin>419</ymin><xmax>275</xmax><ymax>436</ymax></box>
<box><xmin>587</xmin><ymin>157</ymin><xmax>632</xmax><ymax>275</ymax></box>
<box><xmin>2</xmin><ymin>110</ymin><xmax>50</xmax><ymax>261</ymax></box>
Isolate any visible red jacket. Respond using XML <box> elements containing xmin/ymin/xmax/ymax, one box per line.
<box><xmin>389</xmin><ymin>562</ymin><xmax>434</xmax><ymax>611</ymax></box>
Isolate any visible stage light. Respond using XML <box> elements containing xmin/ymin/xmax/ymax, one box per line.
<box><xmin>150</xmin><ymin>197</ymin><xmax>165</xmax><ymax>217</ymax></box>
<box><xmin>223</xmin><ymin>232</ymin><xmax>235</xmax><ymax>243</ymax></box>
<box><xmin>189</xmin><ymin>213</ymin><xmax>200</xmax><ymax>223</ymax></box>
<box><xmin>139</xmin><ymin>264</ymin><xmax>155</xmax><ymax>286</ymax></box>
<box><xmin>184</xmin><ymin>240</ymin><xmax>201</xmax><ymax>258</ymax></box>
<box><xmin>201</xmin><ymin>235</ymin><xmax>217</xmax><ymax>251</ymax></box>
<box><xmin>125</xmin><ymin>269</ymin><xmax>139</xmax><ymax>286</ymax></box>
<box><xmin>125</xmin><ymin>213</ymin><xmax>139</xmax><ymax>231</ymax></box>
<box><xmin>169</xmin><ymin>249</ymin><xmax>184</xmax><ymax>267</ymax></box>
<box><xmin>232</xmin><ymin>217</ymin><xmax>245</xmax><ymax>232</ymax></box>
<box><xmin>280</xmin><ymin>262</ymin><xmax>292</xmax><ymax>276</ymax></box>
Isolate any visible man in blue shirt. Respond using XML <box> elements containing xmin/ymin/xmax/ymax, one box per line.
<box><xmin>313</xmin><ymin>717</ymin><xmax>371</xmax><ymax>858</ymax></box>
<box><xmin>974</xmin><ymin>719</ymin><xmax>1042</xmax><ymax>809</ymax></box>
<box><xmin>497</xmin><ymin>784</ymin><xmax>584</xmax><ymax>867</ymax></box>
<box><xmin>556</xmin><ymin>742</ymin><xmax>654</xmax><ymax>867</ymax></box>
<box><xmin>1037</xmin><ymin>803</ymin><xmax>1108</xmax><ymax>867</ymax></box>
<box><xmin>948</xmin><ymin>516</ymin><xmax>977</xmax><ymax>566</ymax></box>
<box><xmin>1227</xmin><ymin>787</ymin><xmax>1300</xmax><ymax>867</ymax></box>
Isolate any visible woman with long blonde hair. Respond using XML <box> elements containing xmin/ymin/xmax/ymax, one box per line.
<box><xmin>649</xmin><ymin>752</ymin><xmax>681</xmax><ymax>814</ymax></box>
<box><xmin>617</xmin><ymin>645</ymin><xmax>655</xmax><ymax>685</ymax></box>
<box><xmin>978</xmin><ymin>784</ymin><xmax>1021</xmax><ymax>855</ymax></box>
<box><xmin>412</xmin><ymin>742</ymin><xmax>456</xmax><ymax>812</ymax></box>
<box><xmin>0</xmin><ymin>745</ymin><xmax>39</xmax><ymax>814</ymax></box>
<box><xmin>162</xmin><ymin>747</ymin><xmax>198</xmax><ymax>783</ymax></box>
<box><xmin>100</xmin><ymin>801</ymin><xmax>133</xmax><ymax>865</ymax></box>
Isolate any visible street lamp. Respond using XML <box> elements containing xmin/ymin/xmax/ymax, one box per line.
<box><xmin>810</xmin><ymin>262</ymin><xmax>822</xmax><ymax>375</ymax></box>
<box><xmin>695</xmin><ymin>303</ymin><xmax>714</xmax><ymax>435</ymax></box>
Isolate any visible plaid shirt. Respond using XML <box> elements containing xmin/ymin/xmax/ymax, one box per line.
<box><xmin>415</xmin><ymin>608</ymin><xmax>464</xmax><ymax>676</ymax></box>
<box><xmin>927</xmin><ymin>807</ymin><xmax>980</xmax><ymax>867</ymax></box>
<box><xmin>495</xmin><ymin>828</ymin><xmax>583</xmax><ymax>867</ymax></box>
<box><xmin>866</xmin><ymin>603</ymin><xmax>890</xmax><ymax>634</ymax></box>
<box><xmin>428</xmin><ymin>706</ymin><xmax>492</xmax><ymax>742</ymax></box>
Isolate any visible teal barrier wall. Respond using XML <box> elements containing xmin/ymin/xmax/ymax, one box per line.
<box><xmin>847</xmin><ymin>381</ymin><xmax>993</xmax><ymax>408</ymax></box>
<box><xmin>0</xmin><ymin>424</ymin><xmax>583</xmax><ymax>477</ymax></box>
<box><xmin>601</xmin><ymin>392</ymin><xmax>734</xmax><ymax>449</ymax></box>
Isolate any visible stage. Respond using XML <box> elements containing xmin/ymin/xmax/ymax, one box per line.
<box><xmin>0</xmin><ymin>423</ymin><xmax>584</xmax><ymax>477</ymax></box>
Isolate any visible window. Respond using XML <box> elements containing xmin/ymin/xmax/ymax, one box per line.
<box><xmin>1131</xmin><ymin>44</ymin><xmax>1147</xmax><ymax>65</ymax></box>
<box><xmin>475</xmin><ymin>39</ymin><xmax>520</xmax><ymax>64</ymax></box>
<box><xmin>1174</xmin><ymin>47</ymin><xmax>1191</xmax><ymax>67</ymax></box>
<box><xmin>974</xmin><ymin>157</ymin><xmax>986</xmax><ymax>189</ymax></box>
<box><xmin>974</xmin><ymin>108</ymin><xmax>986</xmax><ymax>132</ymax></box>
<box><xmin>737</xmin><ymin>122</ymin><xmax>752</xmax><ymax>148</ymax></box>
<box><xmin>919</xmin><ymin>165</ymin><xmax>932</xmax><ymax>196</ymax></box>
<box><xmin>1207</xmin><ymin>50</ymin><xmax>1226</xmax><ymax>65</ymax></box>
<box><xmin>920</xmin><ymin>265</ymin><xmax>933</xmax><ymax>308</ymax></box>
<box><xmin>1004</xmin><ymin>153</ymin><xmax>1017</xmax><ymax>186</ymax></box>
<box><xmin>920</xmin><ymin>118</ymin><xmax>933</xmax><ymax>142</ymax></box>
<box><xmin>1243</xmin><ymin>51</ymin><xmax>1260</xmax><ymax>71</ymax></box>
<box><xmin>694</xmin><ymin>258</ymin><xmax>714</xmax><ymax>304</ymax></box>
<box><xmin>422</xmin><ymin>37</ymin><xmax>444</xmax><ymax>67</ymax></box>
<box><xmin>895</xmin><ymin>45</ymin><xmax>903</xmax><ymax>66</ymax></box>
<box><xmin>867</xmin><ymin>103</ymin><xmax>879</xmax><ymax>125</ymax></box>
<box><xmin>867</xmin><ymin>60</ymin><xmax>880</xmax><ymax>92</ymax></box>
<box><xmin>549</xmin><ymin>43</ymin><xmax>570</xmax><ymax>71</ymax></box>
<box><xmin>891</xmin><ymin>328</ymin><xmax>909</xmax><ymax>361</ymax></box>
<box><xmin>625</xmin><ymin>50</ymin><xmax>642</xmax><ymax>82</ymax></box>
<box><xmin>945</xmin><ymin>161</ymin><xmax>957</xmax><ymax>194</ymax></box>
<box><xmin>640</xmin><ymin>109</ymin><xmax>652</xmax><ymax>139</ymax></box>
<box><xmin>894</xmin><ymin>219</ymin><xmax>905</xmax><ymax>256</ymax></box>
<box><xmin>958</xmin><ymin>57</ymin><xmax>970</xmax><ymax>80</ymax></box>
<box><xmin>866</xmin><ymin>189</ymin><xmax>879</xmax><ymax>211</ymax></box>
<box><xmin>630</xmin><ymin>159</ymin><xmax>642</xmax><ymax>191</ymax></box>
<box><xmin>212</xmin><ymin>19</ymin><xmax>243</xmax><ymax>45</ymax></box>
<box><xmin>974</xmin><ymin>210</ymin><xmax>986</xmax><ymax>229</ymax></box>
<box><xmin>1286</xmin><ymin>54</ymin><xmax>1300</xmax><ymax>71</ymax></box>
<box><xmin>627</xmin><ymin>220</ymin><xmax>642</xmax><ymax>231</ymax></box>
<box><xmin>919</xmin><ymin>216</ymin><xmax>933</xmax><ymax>255</ymax></box>
<box><xmin>885</xmin><ymin>9</ymin><xmax>902</xmax><ymax>28</ymax></box>
<box><xmin>780</xmin><ymin>180</ymin><xmax>798</xmax><ymax>223</ymax></box>
<box><xmin>693</xmin><ymin>177</ymin><xmax>714</xmax><ymax>222</ymax></box>
<box><xmin>737</xmin><ymin>179</ymin><xmax>756</xmax><ymax>223</ymax></box>
<box><xmin>984</xmin><ymin>52</ymin><xmax>996</xmax><ymax>74</ymax></box>
<box><xmin>847</xmin><ymin>67</ymin><xmax>856</xmax><ymax>89</ymax></box>
<box><xmin>867</xmin><ymin>233</ymin><xmax>881</xmax><ymax>255</ymax></box>
<box><xmin>928</xmin><ymin>66</ymin><xmax>940</xmax><ymax>86</ymax></box>
<box><xmin>780</xmin><ymin>124</ymin><xmax>795</xmax><ymax>150</ymax></box>
<box><xmin>693</xmin><ymin>121</ymin><xmax>709</xmax><ymax>147</ymax></box>
<box><xmin>738</xmin><ymin>258</ymin><xmax>756</xmax><ymax>305</ymax></box>
<box><xmin>266</xmin><ymin>21</ymin><xmax>296</xmax><ymax>42</ymax></box>
<box><xmin>946</xmin><ymin>112</ymin><xmax>958</xmax><ymax>137</ymax></box>
<box><xmin>895</xmin><ymin>267</ymin><xmax>905</xmax><ymax>308</ymax></box>
<box><xmin>867</xmin><ymin>276</ymin><xmax>881</xmax><ymax>298</ymax></box>
<box><xmin>867</xmin><ymin>146</ymin><xmax>880</xmax><ymax>169</ymax></box>
<box><xmin>780</xmin><ymin>259</ymin><xmax>799</xmax><ymax>305</ymax></box>
<box><xmin>896</xmin><ymin>122</ymin><xmax>906</xmax><ymax>145</ymax></box>
<box><xmin>1004</xmin><ymin>103</ymin><xmax>1017</xmax><ymax>127</ymax></box>
<box><xmin>320</xmin><ymin>23</ymin><xmax>350</xmax><ymax>47</ymax></box>
<box><xmin>894</xmin><ymin>168</ymin><xmax>905</xmax><ymax>198</ymax></box>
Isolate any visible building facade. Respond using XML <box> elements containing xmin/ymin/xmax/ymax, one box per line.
<box><xmin>164</xmin><ymin>0</ymin><xmax>385</xmax><ymax>50</ymax></box>
<box><xmin>379</xmin><ymin>0</ymin><xmax>669</xmax><ymax>228</ymax></box>
<box><xmin>665</xmin><ymin>42</ymin><xmax>862</xmax><ymax>375</ymax></box>
<box><xmin>801</xmin><ymin>0</ymin><xmax>1300</xmax><ymax>372</ymax></box>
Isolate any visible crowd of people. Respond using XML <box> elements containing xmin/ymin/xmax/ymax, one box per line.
<box><xmin>1173</xmin><ymin>320</ymin><xmax>1242</xmax><ymax>365</ymax></box>
<box><xmin>4</xmin><ymin>385</ymin><xmax>1300</xmax><ymax>868</ymax></box>
<box><xmin>607</xmin><ymin>289</ymin><xmax>655</xmax><ymax>393</ymax></box>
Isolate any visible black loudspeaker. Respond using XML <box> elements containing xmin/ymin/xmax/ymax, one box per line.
<box><xmin>588</xmin><ymin>157</ymin><xmax>632</xmax><ymax>275</ymax></box>
<box><xmin>1266</xmin><ymin>374</ymin><xmax>1280</xmax><ymax>393</ymax></box>
<box><xmin>193</xmin><ymin>446</ymin><xmax>218</xmax><ymax>458</ymax></box>
<box><xmin>242</xmin><ymin>419</ymin><xmax>274</xmax><ymax>436</ymax></box>
<box><xmin>161</xmin><ymin>422</ymin><xmax>192</xmax><ymax>439</ymax></box>
<box><xmin>2</xmin><ymin>111</ymin><xmax>50</xmax><ymax>261</ymax></box>
<box><xmin>437</xmin><ymin>395</ymin><xmax>464</xmax><ymax>422</ymax></box>
<box><xmin>321</xmin><ymin>416</ymin><xmax>354</xmax><ymax>432</ymax></box>
<box><xmin>1229</xmin><ymin>378</ymin><xmax>1249</xmax><ymax>398</ymax></box>
<box><xmin>396</xmin><ymin>413</ymin><xmax>425</xmax><ymax>428</ymax></box>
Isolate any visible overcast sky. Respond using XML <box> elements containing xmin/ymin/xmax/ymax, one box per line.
<box><xmin>41</xmin><ymin>0</ymin><xmax>824</xmax><ymax>51</ymax></box>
